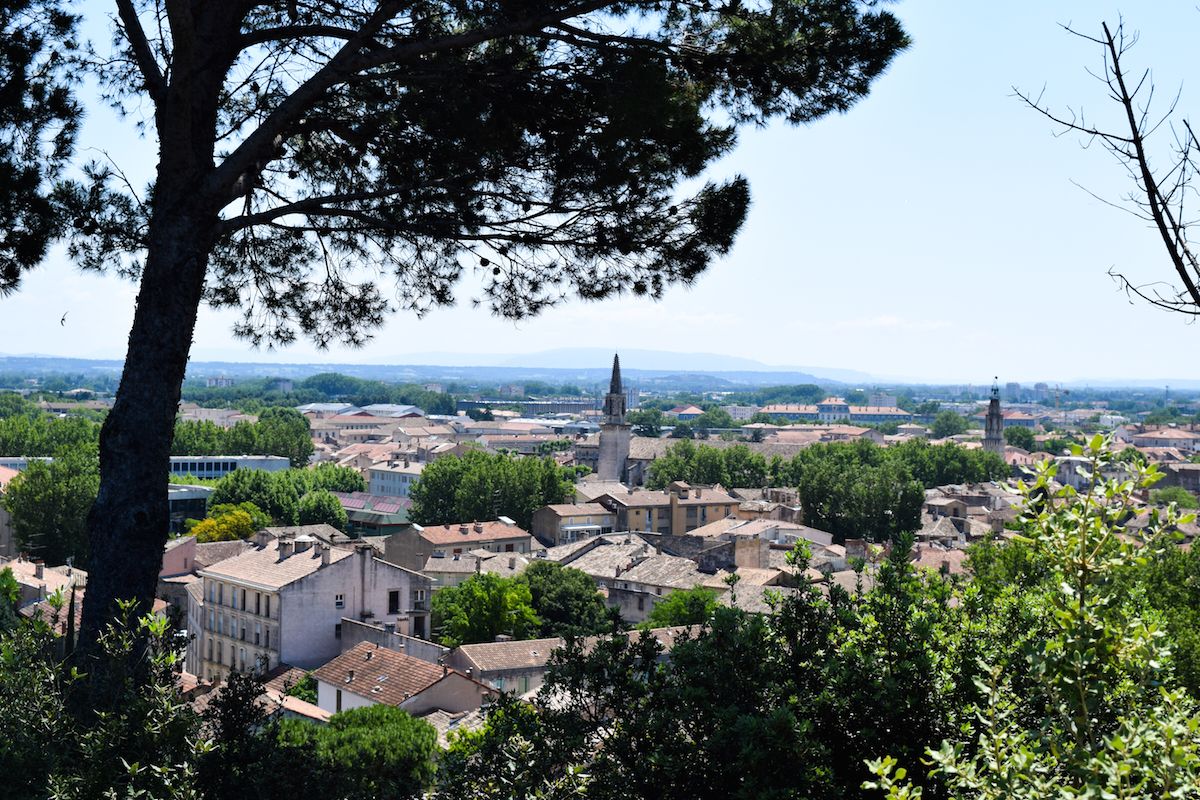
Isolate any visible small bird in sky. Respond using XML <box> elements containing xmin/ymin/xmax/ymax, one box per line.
<box><xmin>60</xmin><ymin>312</ymin><xmax>68</xmax><ymax>326</ymax></box>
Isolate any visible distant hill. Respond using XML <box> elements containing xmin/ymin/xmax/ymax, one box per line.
<box><xmin>1</xmin><ymin>352</ymin><xmax>1196</xmax><ymax>391</ymax></box>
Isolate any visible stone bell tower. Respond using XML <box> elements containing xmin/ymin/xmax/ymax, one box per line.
<box><xmin>983</xmin><ymin>377</ymin><xmax>1004</xmax><ymax>456</ymax></box>
<box><xmin>597</xmin><ymin>354</ymin><xmax>631</xmax><ymax>481</ymax></box>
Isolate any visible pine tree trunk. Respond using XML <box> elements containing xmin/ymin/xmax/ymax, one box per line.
<box><xmin>75</xmin><ymin>189</ymin><xmax>215</xmax><ymax>678</ymax></box>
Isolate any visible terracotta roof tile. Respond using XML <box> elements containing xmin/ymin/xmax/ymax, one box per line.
<box><xmin>314</xmin><ymin>642</ymin><xmax>446</xmax><ymax>706</ymax></box>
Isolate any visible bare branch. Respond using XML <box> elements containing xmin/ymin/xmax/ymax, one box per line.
<box><xmin>115</xmin><ymin>0</ymin><xmax>167</xmax><ymax>104</ymax></box>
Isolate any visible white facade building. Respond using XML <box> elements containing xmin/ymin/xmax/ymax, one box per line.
<box><xmin>368</xmin><ymin>461</ymin><xmax>425</xmax><ymax>498</ymax></box>
<box><xmin>187</xmin><ymin>536</ymin><xmax>432</xmax><ymax>681</ymax></box>
<box><xmin>168</xmin><ymin>455</ymin><xmax>291</xmax><ymax>480</ymax></box>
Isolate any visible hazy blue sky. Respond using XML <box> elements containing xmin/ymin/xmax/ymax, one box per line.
<box><xmin>2</xmin><ymin>1</ymin><xmax>1197</xmax><ymax>383</ymax></box>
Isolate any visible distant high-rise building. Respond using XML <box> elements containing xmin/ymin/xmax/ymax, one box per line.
<box><xmin>984</xmin><ymin>379</ymin><xmax>1004</xmax><ymax>455</ymax></box>
<box><xmin>1005</xmin><ymin>382</ymin><xmax>1021</xmax><ymax>402</ymax></box>
<box><xmin>868</xmin><ymin>392</ymin><xmax>898</xmax><ymax>408</ymax></box>
<box><xmin>1033</xmin><ymin>382</ymin><xmax>1049</xmax><ymax>403</ymax></box>
<box><xmin>597</xmin><ymin>354</ymin><xmax>631</xmax><ymax>482</ymax></box>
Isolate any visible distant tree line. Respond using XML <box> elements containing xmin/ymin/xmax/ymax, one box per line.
<box><xmin>408</xmin><ymin>451</ymin><xmax>575</xmax><ymax>531</ymax></box>
<box><xmin>647</xmin><ymin>439</ymin><xmax>1008</xmax><ymax>543</ymax></box>
<box><xmin>172</xmin><ymin>408</ymin><xmax>314</xmax><ymax>467</ymax></box>
<box><xmin>0</xmin><ymin>394</ymin><xmax>314</xmax><ymax>466</ymax></box>
<box><xmin>180</xmin><ymin>372</ymin><xmax>456</xmax><ymax>416</ymax></box>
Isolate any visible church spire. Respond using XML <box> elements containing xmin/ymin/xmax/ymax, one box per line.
<box><xmin>984</xmin><ymin>376</ymin><xmax>1004</xmax><ymax>455</ymax></box>
<box><xmin>597</xmin><ymin>352</ymin><xmax>631</xmax><ymax>482</ymax></box>
<box><xmin>609</xmin><ymin>353</ymin><xmax>622</xmax><ymax>395</ymax></box>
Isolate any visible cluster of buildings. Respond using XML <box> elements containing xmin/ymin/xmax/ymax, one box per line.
<box><xmin>3</xmin><ymin>360</ymin><xmax>1199</xmax><ymax>743</ymax></box>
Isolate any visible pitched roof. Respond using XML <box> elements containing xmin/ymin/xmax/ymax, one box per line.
<box><xmin>419</xmin><ymin>520</ymin><xmax>531</xmax><ymax>546</ymax></box>
<box><xmin>198</xmin><ymin>539</ymin><xmax>352</xmax><ymax>590</ymax></box>
<box><xmin>618</xmin><ymin>552</ymin><xmax>708</xmax><ymax>590</ymax></box>
<box><xmin>193</xmin><ymin>540</ymin><xmax>255</xmax><ymax>570</ymax></box>
<box><xmin>0</xmin><ymin>557</ymin><xmax>87</xmax><ymax>593</ymax></box>
<box><xmin>314</xmin><ymin>642</ymin><xmax>447</xmax><ymax>706</ymax></box>
<box><xmin>452</xmin><ymin>637</ymin><xmax>565</xmax><ymax>674</ymax></box>
<box><xmin>1134</xmin><ymin>428</ymin><xmax>1200</xmax><ymax>440</ymax></box>
<box><xmin>598</xmin><ymin>486</ymin><xmax>738</xmax><ymax>508</ymax></box>
<box><xmin>540</xmin><ymin>503</ymin><xmax>611</xmax><ymax>516</ymax></box>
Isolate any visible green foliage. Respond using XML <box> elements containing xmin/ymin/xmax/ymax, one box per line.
<box><xmin>1003</xmin><ymin>425</ymin><xmax>1035</xmax><ymax>450</ymax></box>
<box><xmin>191</xmin><ymin>507</ymin><xmax>257</xmax><ymax>543</ymax></box>
<box><xmin>628</xmin><ymin>407</ymin><xmax>665</xmax><ymax>437</ymax></box>
<box><xmin>754</xmin><ymin>384</ymin><xmax>826</xmax><ymax>406</ymax></box>
<box><xmin>519</xmin><ymin>561</ymin><xmax>609</xmax><ymax>639</ymax></box>
<box><xmin>648</xmin><ymin>438</ymin><xmax>1004</xmax><ymax>543</ymax></box>
<box><xmin>643</xmin><ymin>586</ymin><xmax>719</xmax><ymax>628</ymax></box>
<box><xmin>275</xmin><ymin>706</ymin><xmax>437</xmax><ymax>800</ymax></box>
<box><xmin>0</xmin><ymin>411</ymin><xmax>98</xmax><ymax>457</ymax></box>
<box><xmin>669</xmin><ymin>420</ymin><xmax>694</xmax><ymax>439</ymax></box>
<box><xmin>0</xmin><ymin>0</ymin><xmax>80</xmax><ymax>291</ymax></box>
<box><xmin>0</xmin><ymin>603</ymin><xmax>203</xmax><ymax>800</ymax></box>
<box><xmin>408</xmin><ymin>450</ymin><xmax>574</xmax><ymax>530</ymax></box>
<box><xmin>931</xmin><ymin>410</ymin><xmax>968</xmax><ymax>438</ymax></box>
<box><xmin>444</xmin><ymin>550</ymin><xmax>961</xmax><ymax>800</ymax></box>
<box><xmin>431</xmin><ymin>572</ymin><xmax>539</xmax><ymax>648</ymax></box>
<box><xmin>1151</xmin><ymin>485</ymin><xmax>1199</xmax><ymax>508</ymax></box>
<box><xmin>868</xmin><ymin>438</ymin><xmax>1200</xmax><ymax>800</ymax></box>
<box><xmin>207</xmin><ymin>464</ymin><xmax>361</xmax><ymax>527</ymax></box>
<box><xmin>172</xmin><ymin>407</ymin><xmax>313</xmax><ymax>467</ymax></box>
<box><xmin>284</xmin><ymin>672</ymin><xmax>317</xmax><ymax>705</ymax></box>
<box><xmin>0</xmin><ymin>567</ymin><xmax>20</xmax><ymax>631</ymax></box>
<box><xmin>647</xmin><ymin>440</ymin><xmax>767</xmax><ymax>489</ymax></box>
<box><xmin>210</xmin><ymin>468</ymin><xmax>300</xmax><ymax>525</ymax></box>
<box><xmin>297</xmin><ymin>489</ymin><xmax>349</xmax><ymax>531</ymax></box>
<box><xmin>1</xmin><ymin>445</ymin><xmax>98</xmax><ymax>566</ymax></box>
<box><xmin>694</xmin><ymin>406</ymin><xmax>734</xmax><ymax>429</ymax></box>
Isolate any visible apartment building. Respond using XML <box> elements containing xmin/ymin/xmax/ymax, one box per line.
<box><xmin>594</xmin><ymin>482</ymin><xmax>738</xmax><ymax>536</ymax></box>
<box><xmin>187</xmin><ymin>536</ymin><xmax>432</xmax><ymax>680</ymax></box>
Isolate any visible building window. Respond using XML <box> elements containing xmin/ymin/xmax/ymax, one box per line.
<box><xmin>264</xmin><ymin>596</ymin><xmax>271</xmax><ymax>618</ymax></box>
<box><xmin>255</xmin><ymin>592</ymin><xmax>261</xmax><ymax>615</ymax></box>
<box><xmin>336</xmin><ymin>689</ymin><xmax>342</xmax><ymax>712</ymax></box>
<box><xmin>637</xmin><ymin>597</ymin><xmax>645</xmax><ymax>611</ymax></box>
<box><xmin>334</xmin><ymin>623</ymin><xmax>342</xmax><ymax>639</ymax></box>
<box><xmin>388</xmin><ymin>590</ymin><xmax>400</xmax><ymax>615</ymax></box>
<box><xmin>217</xmin><ymin>583</ymin><xmax>224</xmax><ymax>606</ymax></box>
<box><xmin>255</xmin><ymin>623</ymin><xmax>261</xmax><ymax>645</ymax></box>
<box><xmin>241</xmin><ymin>589</ymin><xmax>247</xmax><ymax>610</ymax></box>
<box><xmin>265</xmin><ymin>627</ymin><xmax>270</xmax><ymax>648</ymax></box>
<box><xmin>335</xmin><ymin>593</ymin><xmax>345</xmax><ymax>609</ymax></box>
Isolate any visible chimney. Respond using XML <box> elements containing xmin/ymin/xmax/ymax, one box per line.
<box><xmin>696</xmin><ymin>487</ymin><xmax>703</xmax><ymax>499</ymax></box>
<box><xmin>321</xmin><ymin>545</ymin><xmax>331</xmax><ymax>566</ymax></box>
<box><xmin>508</xmin><ymin>557</ymin><xmax>516</xmax><ymax>570</ymax></box>
<box><xmin>473</xmin><ymin>522</ymin><xmax>483</xmax><ymax>533</ymax></box>
<box><xmin>34</xmin><ymin>562</ymin><xmax>44</xmax><ymax>580</ymax></box>
<box><xmin>278</xmin><ymin>538</ymin><xmax>294</xmax><ymax>558</ymax></box>
<box><xmin>459</xmin><ymin>525</ymin><xmax>469</xmax><ymax>536</ymax></box>
<box><xmin>346</xmin><ymin>669</ymin><xmax>355</xmax><ymax>683</ymax></box>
